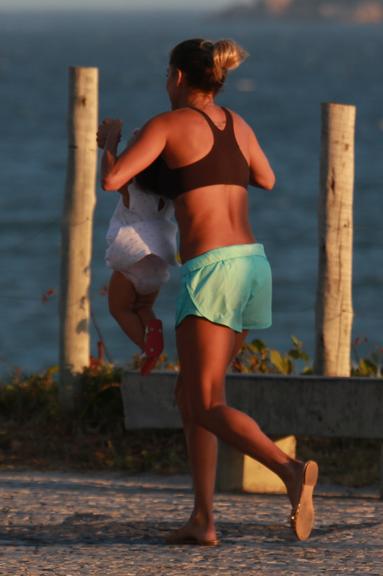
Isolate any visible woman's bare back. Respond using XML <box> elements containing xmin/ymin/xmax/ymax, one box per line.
<box><xmin>101</xmin><ymin>105</ymin><xmax>274</xmax><ymax>261</ymax></box>
<box><xmin>160</xmin><ymin>106</ymin><xmax>264</xmax><ymax>260</ymax></box>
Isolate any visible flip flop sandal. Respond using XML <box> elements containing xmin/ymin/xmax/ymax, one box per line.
<box><xmin>290</xmin><ymin>460</ymin><xmax>319</xmax><ymax>541</ymax></box>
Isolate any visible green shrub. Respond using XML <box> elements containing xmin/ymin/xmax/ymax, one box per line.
<box><xmin>0</xmin><ymin>335</ymin><xmax>380</xmax><ymax>430</ymax></box>
<box><xmin>0</xmin><ymin>337</ymin><xmax>380</xmax><ymax>477</ymax></box>
<box><xmin>232</xmin><ymin>335</ymin><xmax>312</xmax><ymax>375</ymax></box>
<box><xmin>351</xmin><ymin>338</ymin><xmax>382</xmax><ymax>377</ymax></box>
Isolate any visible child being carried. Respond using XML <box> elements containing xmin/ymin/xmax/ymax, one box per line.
<box><xmin>98</xmin><ymin>121</ymin><xmax>178</xmax><ymax>374</ymax></box>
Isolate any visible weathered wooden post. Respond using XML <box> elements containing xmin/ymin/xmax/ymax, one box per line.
<box><xmin>59</xmin><ymin>67</ymin><xmax>99</xmax><ymax>411</ymax></box>
<box><xmin>315</xmin><ymin>102</ymin><xmax>356</xmax><ymax>376</ymax></box>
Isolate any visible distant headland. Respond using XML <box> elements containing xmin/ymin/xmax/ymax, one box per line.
<box><xmin>219</xmin><ymin>0</ymin><xmax>383</xmax><ymax>24</ymax></box>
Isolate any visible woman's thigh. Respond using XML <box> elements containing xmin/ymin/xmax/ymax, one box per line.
<box><xmin>176</xmin><ymin>316</ymin><xmax>245</xmax><ymax>413</ymax></box>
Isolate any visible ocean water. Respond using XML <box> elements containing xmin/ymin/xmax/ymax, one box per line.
<box><xmin>0</xmin><ymin>10</ymin><xmax>382</xmax><ymax>374</ymax></box>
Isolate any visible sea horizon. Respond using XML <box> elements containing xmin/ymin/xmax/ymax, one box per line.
<box><xmin>0</xmin><ymin>11</ymin><xmax>381</xmax><ymax>375</ymax></box>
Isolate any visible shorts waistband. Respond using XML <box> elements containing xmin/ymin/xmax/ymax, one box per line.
<box><xmin>183</xmin><ymin>243</ymin><xmax>266</xmax><ymax>273</ymax></box>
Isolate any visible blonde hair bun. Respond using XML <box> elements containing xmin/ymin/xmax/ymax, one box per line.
<box><xmin>170</xmin><ymin>38</ymin><xmax>248</xmax><ymax>94</ymax></box>
<box><xmin>212</xmin><ymin>39</ymin><xmax>248</xmax><ymax>80</ymax></box>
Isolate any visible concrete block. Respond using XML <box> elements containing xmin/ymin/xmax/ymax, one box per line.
<box><xmin>217</xmin><ymin>436</ymin><xmax>296</xmax><ymax>493</ymax></box>
<box><xmin>243</xmin><ymin>436</ymin><xmax>296</xmax><ymax>493</ymax></box>
<box><xmin>122</xmin><ymin>371</ymin><xmax>181</xmax><ymax>429</ymax></box>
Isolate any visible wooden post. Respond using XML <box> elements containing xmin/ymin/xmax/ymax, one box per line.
<box><xmin>59</xmin><ymin>67</ymin><xmax>98</xmax><ymax>411</ymax></box>
<box><xmin>380</xmin><ymin>444</ymin><xmax>383</xmax><ymax>499</ymax></box>
<box><xmin>315</xmin><ymin>102</ymin><xmax>356</xmax><ymax>376</ymax></box>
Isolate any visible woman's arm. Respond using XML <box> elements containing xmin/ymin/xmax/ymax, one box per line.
<box><xmin>99</xmin><ymin>119</ymin><xmax>122</xmax><ymax>190</ymax></box>
<box><xmin>247</xmin><ymin>127</ymin><xmax>276</xmax><ymax>190</ymax></box>
<box><xmin>101</xmin><ymin>114</ymin><xmax>169</xmax><ymax>191</ymax></box>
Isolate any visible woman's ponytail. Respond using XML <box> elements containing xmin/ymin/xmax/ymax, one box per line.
<box><xmin>212</xmin><ymin>39</ymin><xmax>248</xmax><ymax>84</ymax></box>
<box><xmin>170</xmin><ymin>38</ymin><xmax>248</xmax><ymax>94</ymax></box>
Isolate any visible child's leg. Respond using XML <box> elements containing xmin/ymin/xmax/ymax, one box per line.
<box><xmin>134</xmin><ymin>291</ymin><xmax>159</xmax><ymax>328</ymax></box>
<box><xmin>108</xmin><ymin>271</ymin><xmax>147</xmax><ymax>350</ymax></box>
<box><xmin>134</xmin><ymin>291</ymin><xmax>164</xmax><ymax>358</ymax></box>
<box><xmin>133</xmin><ymin>289</ymin><xmax>164</xmax><ymax>375</ymax></box>
<box><xmin>108</xmin><ymin>270</ymin><xmax>161</xmax><ymax>355</ymax></box>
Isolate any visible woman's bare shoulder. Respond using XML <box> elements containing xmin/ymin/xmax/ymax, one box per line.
<box><xmin>225</xmin><ymin>107</ymin><xmax>253</xmax><ymax>132</ymax></box>
<box><xmin>140</xmin><ymin>110</ymin><xmax>172</xmax><ymax>128</ymax></box>
<box><xmin>139</xmin><ymin>109</ymin><xmax>190</xmax><ymax>133</ymax></box>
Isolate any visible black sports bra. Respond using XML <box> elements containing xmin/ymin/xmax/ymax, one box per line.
<box><xmin>135</xmin><ymin>106</ymin><xmax>250</xmax><ymax>199</ymax></box>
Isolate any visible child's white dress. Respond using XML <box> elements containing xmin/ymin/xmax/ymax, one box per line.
<box><xmin>105</xmin><ymin>182</ymin><xmax>178</xmax><ymax>294</ymax></box>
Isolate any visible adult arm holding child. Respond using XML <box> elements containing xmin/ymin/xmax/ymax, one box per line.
<box><xmin>98</xmin><ymin>116</ymin><xmax>168</xmax><ymax>191</ymax></box>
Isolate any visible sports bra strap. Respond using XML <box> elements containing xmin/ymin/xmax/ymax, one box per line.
<box><xmin>187</xmin><ymin>105</ymin><xmax>231</xmax><ymax>134</ymax></box>
<box><xmin>153</xmin><ymin>105</ymin><xmax>249</xmax><ymax>198</ymax></box>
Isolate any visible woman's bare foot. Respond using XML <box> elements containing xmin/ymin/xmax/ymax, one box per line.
<box><xmin>165</xmin><ymin>514</ymin><xmax>218</xmax><ymax>546</ymax></box>
<box><xmin>284</xmin><ymin>460</ymin><xmax>306</xmax><ymax>509</ymax></box>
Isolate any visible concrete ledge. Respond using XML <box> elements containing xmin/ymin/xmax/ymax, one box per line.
<box><xmin>121</xmin><ymin>371</ymin><xmax>383</xmax><ymax>439</ymax></box>
<box><xmin>121</xmin><ymin>371</ymin><xmax>383</xmax><ymax>496</ymax></box>
<box><xmin>122</xmin><ymin>371</ymin><xmax>181</xmax><ymax>429</ymax></box>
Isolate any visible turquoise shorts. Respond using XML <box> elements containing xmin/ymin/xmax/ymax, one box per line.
<box><xmin>175</xmin><ymin>243</ymin><xmax>272</xmax><ymax>333</ymax></box>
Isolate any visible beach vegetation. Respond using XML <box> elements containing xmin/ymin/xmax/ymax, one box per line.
<box><xmin>0</xmin><ymin>337</ymin><xmax>380</xmax><ymax>484</ymax></box>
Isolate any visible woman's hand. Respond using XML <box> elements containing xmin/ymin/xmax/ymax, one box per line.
<box><xmin>101</xmin><ymin>113</ymin><xmax>167</xmax><ymax>191</ymax></box>
<box><xmin>97</xmin><ymin>118</ymin><xmax>123</xmax><ymax>149</ymax></box>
